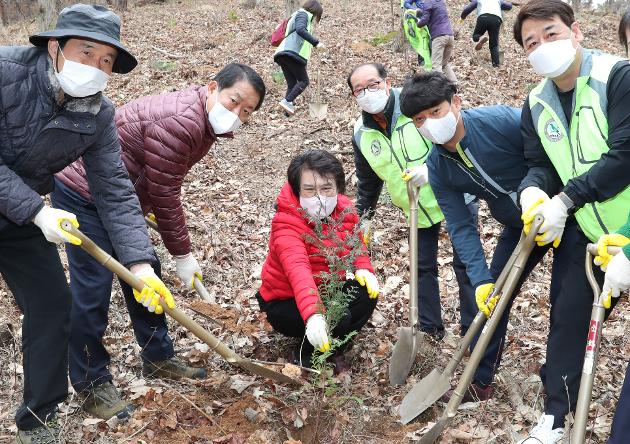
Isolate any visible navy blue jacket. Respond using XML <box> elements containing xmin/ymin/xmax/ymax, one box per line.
<box><xmin>427</xmin><ymin>106</ymin><xmax>526</xmax><ymax>287</ymax></box>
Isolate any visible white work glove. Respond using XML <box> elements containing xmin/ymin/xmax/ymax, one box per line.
<box><xmin>33</xmin><ymin>205</ymin><xmax>81</xmax><ymax>245</ymax></box>
<box><xmin>174</xmin><ymin>252</ymin><xmax>203</xmax><ymax>289</ymax></box>
<box><xmin>305</xmin><ymin>313</ymin><xmax>330</xmax><ymax>352</ymax></box>
<box><xmin>359</xmin><ymin>219</ymin><xmax>372</xmax><ymax>246</ymax></box>
<box><xmin>601</xmin><ymin>252</ymin><xmax>630</xmax><ymax>309</ymax></box>
<box><xmin>522</xmin><ymin>194</ymin><xmax>570</xmax><ymax>248</ymax></box>
<box><xmin>316</xmin><ymin>41</ymin><xmax>325</xmax><ymax>49</ymax></box>
<box><xmin>401</xmin><ymin>164</ymin><xmax>429</xmax><ymax>188</ymax></box>
<box><xmin>355</xmin><ymin>269</ymin><xmax>380</xmax><ymax>298</ymax></box>
<box><xmin>520</xmin><ymin>186</ymin><xmax>550</xmax><ymax>233</ymax></box>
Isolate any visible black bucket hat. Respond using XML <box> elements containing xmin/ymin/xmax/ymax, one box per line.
<box><xmin>29</xmin><ymin>3</ymin><xmax>137</xmax><ymax>74</ymax></box>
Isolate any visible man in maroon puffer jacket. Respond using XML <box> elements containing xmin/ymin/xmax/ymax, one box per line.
<box><xmin>257</xmin><ymin>150</ymin><xmax>379</xmax><ymax>373</ymax></box>
<box><xmin>51</xmin><ymin>63</ymin><xmax>265</xmax><ymax>420</ymax></box>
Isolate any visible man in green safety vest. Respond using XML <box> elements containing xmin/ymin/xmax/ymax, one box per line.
<box><xmin>511</xmin><ymin>1</ymin><xmax>630</xmax><ymax>442</ymax></box>
<box><xmin>347</xmin><ymin>62</ymin><xmax>478</xmax><ymax>341</ymax></box>
<box><xmin>402</xmin><ymin>0</ymin><xmax>432</xmax><ymax>69</ymax></box>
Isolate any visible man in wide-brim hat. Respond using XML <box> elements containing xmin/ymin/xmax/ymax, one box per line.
<box><xmin>0</xmin><ymin>4</ymin><xmax>176</xmax><ymax>443</ymax></box>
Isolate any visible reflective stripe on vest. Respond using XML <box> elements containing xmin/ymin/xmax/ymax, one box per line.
<box><xmin>528</xmin><ymin>49</ymin><xmax>630</xmax><ymax>241</ymax></box>
<box><xmin>275</xmin><ymin>9</ymin><xmax>314</xmax><ymax>61</ymax></box>
<box><xmin>353</xmin><ymin>88</ymin><xmax>444</xmax><ymax>228</ymax></box>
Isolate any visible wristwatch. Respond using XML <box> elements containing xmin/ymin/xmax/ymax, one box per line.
<box><xmin>558</xmin><ymin>191</ymin><xmax>576</xmax><ymax>214</ymax></box>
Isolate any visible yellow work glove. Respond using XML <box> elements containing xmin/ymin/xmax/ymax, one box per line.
<box><xmin>359</xmin><ymin>219</ymin><xmax>372</xmax><ymax>247</ymax></box>
<box><xmin>305</xmin><ymin>314</ymin><xmax>330</xmax><ymax>353</ymax></box>
<box><xmin>355</xmin><ymin>269</ymin><xmax>380</xmax><ymax>299</ymax></box>
<box><xmin>520</xmin><ymin>187</ymin><xmax>550</xmax><ymax>235</ymax></box>
<box><xmin>132</xmin><ymin>266</ymin><xmax>175</xmax><ymax>315</ymax></box>
<box><xmin>147</xmin><ymin>213</ymin><xmax>157</xmax><ymax>224</ymax></box>
<box><xmin>594</xmin><ymin>233</ymin><xmax>630</xmax><ymax>272</ymax></box>
<box><xmin>475</xmin><ymin>283</ymin><xmax>497</xmax><ymax>317</ymax></box>
<box><xmin>33</xmin><ymin>205</ymin><xmax>82</xmax><ymax>245</ymax></box>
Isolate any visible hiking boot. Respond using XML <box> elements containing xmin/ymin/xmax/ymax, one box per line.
<box><xmin>279</xmin><ymin>99</ymin><xmax>295</xmax><ymax>115</ymax></box>
<box><xmin>441</xmin><ymin>382</ymin><xmax>494</xmax><ymax>403</ymax></box>
<box><xmin>82</xmin><ymin>381</ymin><xmax>133</xmax><ymax>420</ymax></box>
<box><xmin>420</xmin><ymin>326</ymin><xmax>445</xmax><ymax>341</ymax></box>
<box><xmin>16</xmin><ymin>418</ymin><xmax>63</xmax><ymax>444</ymax></box>
<box><xmin>142</xmin><ymin>356</ymin><xmax>207</xmax><ymax>380</ymax></box>
<box><xmin>474</xmin><ymin>35</ymin><xmax>489</xmax><ymax>51</ymax></box>
<box><xmin>516</xmin><ymin>414</ymin><xmax>564</xmax><ymax>444</ymax></box>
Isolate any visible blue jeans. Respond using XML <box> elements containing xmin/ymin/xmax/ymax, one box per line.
<box><xmin>51</xmin><ymin>179</ymin><xmax>174</xmax><ymax>393</ymax></box>
<box><xmin>609</xmin><ymin>367</ymin><xmax>630</xmax><ymax>443</ymax></box>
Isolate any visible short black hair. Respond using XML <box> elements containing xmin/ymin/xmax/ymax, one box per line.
<box><xmin>513</xmin><ymin>0</ymin><xmax>575</xmax><ymax>47</ymax></box>
<box><xmin>346</xmin><ymin>63</ymin><xmax>387</xmax><ymax>91</ymax></box>
<box><xmin>399</xmin><ymin>71</ymin><xmax>457</xmax><ymax>118</ymax></box>
<box><xmin>213</xmin><ymin>63</ymin><xmax>266</xmax><ymax>110</ymax></box>
<box><xmin>619</xmin><ymin>9</ymin><xmax>630</xmax><ymax>55</ymax></box>
<box><xmin>287</xmin><ymin>149</ymin><xmax>346</xmax><ymax>198</ymax></box>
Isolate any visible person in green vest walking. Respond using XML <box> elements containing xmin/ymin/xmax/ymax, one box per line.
<box><xmin>274</xmin><ymin>0</ymin><xmax>324</xmax><ymax>115</ymax></box>
<box><xmin>402</xmin><ymin>0</ymin><xmax>432</xmax><ymax>69</ymax></box>
<box><xmin>347</xmin><ymin>62</ymin><xmax>478</xmax><ymax>340</ymax></box>
<box><xmin>512</xmin><ymin>1</ymin><xmax>630</xmax><ymax>442</ymax></box>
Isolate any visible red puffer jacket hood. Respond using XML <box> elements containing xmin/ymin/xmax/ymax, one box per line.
<box><xmin>259</xmin><ymin>182</ymin><xmax>373</xmax><ymax>323</ymax></box>
<box><xmin>56</xmin><ymin>85</ymin><xmax>230</xmax><ymax>256</ymax></box>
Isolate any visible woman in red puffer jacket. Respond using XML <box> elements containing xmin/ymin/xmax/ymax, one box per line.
<box><xmin>257</xmin><ymin>149</ymin><xmax>380</xmax><ymax>372</ymax></box>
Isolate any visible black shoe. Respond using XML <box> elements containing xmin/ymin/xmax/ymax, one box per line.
<box><xmin>420</xmin><ymin>326</ymin><xmax>445</xmax><ymax>341</ymax></box>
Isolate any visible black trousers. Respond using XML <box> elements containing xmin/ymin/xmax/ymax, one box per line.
<box><xmin>417</xmin><ymin>222</ymin><xmax>477</xmax><ymax>335</ymax></box>
<box><xmin>0</xmin><ymin>224</ymin><xmax>71</xmax><ymax>431</ymax></box>
<box><xmin>473</xmin><ymin>14</ymin><xmax>502</xmax><ymax>67</ymax></box>
<box><xmin>473</xmin><ymin>223</ymin><xmax>612</xmax><ymax>428</ymax></box>
<box><xmin>275</xmin><ymin>55</ymin><xmax>310</xmax><ymax>103</ymax></box>
<box><xmin>257</xmin><ymin>280</ymin><xmax>377</xmax><ymax>357</ymax></box>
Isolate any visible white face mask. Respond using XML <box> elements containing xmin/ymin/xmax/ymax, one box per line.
<box><xmin>54</xmin><ymin>47</ymin><xmax>110</xmax><ymax>98</ymax></box>
<box><xmin>418</xmin><ymin>106</ymin><xmax>460</xmax><ymax>145</ymax></box>
<box><xmin>527</xmin><ymin>35</ymin><xmax>577</xmax><ymax>79</ymax></box>
<box><xmin>299</xmin><ymin>194</ymin><xmax>338</xmax><ymax>220</ymax></box>
<box><xmin>207</xmin><ymin>93</ymin><xmax>242</xmax><ymax>135</ymax></box>
<box><xmin>356</xmin><ymin>88</ymin><xmax>388</xmax><ymax>114</ymax></box>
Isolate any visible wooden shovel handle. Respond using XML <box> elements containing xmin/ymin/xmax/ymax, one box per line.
<box><xmin>61</xmin><ymin>220</ymin><xmax>239</xmax><ymax>363</ymax></box>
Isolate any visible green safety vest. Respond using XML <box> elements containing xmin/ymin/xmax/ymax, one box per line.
<box><xmin>275</xmin><ymin>9</ymin><xmax>314</xmax><ymax>62</ymax></box>
<box><xmin>401</xmin><ymin>1</ymin><xmax>432</xmax><ymax>70</ymax></box>
<box><xmin>353</xmin><ymin>88</ymin><xmax>444</xmax><ymax>228</ymax></box>
<box><xmin>528</xmin><ymin>49</ymin><xmax>630</xmax><ymax>241</ymax></box>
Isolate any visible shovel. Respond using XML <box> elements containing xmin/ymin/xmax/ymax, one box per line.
<box><xmin>144</xmin><ymin>214</ymin><xmax>216</xmax><ymax>304</ymax></box>
<box><xmin>571</xmin><ymin>243</ymin><xmax>622</xmax><ymax>443</ymax></box>
<box><xmin>418</xmin><ymin>216</ymin><xmax>543</xmax><ymax>443</ymax></box>
<box><xmin>61</xmin><ymin>220</ymin><xmax>301</xmax><ymax>386</ymax></box>
<box><xmin>308</xmin><ymin>62</ymin><xmax>327</xmax><ymax>120</ymax></box>
<box><xmin>399</xmin><ymin>230</ymin><xmax>525</xmax><ymax>424</ymax></box>
<box><xmin>389</xmin><ymin>182</ymin><xmax>425</xmax><ymax>386</ymax></box>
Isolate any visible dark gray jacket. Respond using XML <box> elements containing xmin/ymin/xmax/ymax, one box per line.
<box><xmin>0</xmin><ymin>46</ymin><xmax>153</xmax><ymax>266</ymax></box>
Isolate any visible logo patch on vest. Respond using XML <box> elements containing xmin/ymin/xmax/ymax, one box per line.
<box><xmin>371</xmin><ymin>140</ymin><xmax>382</xmax><ymax>156</ymax></box>
<box><xmin>544</xmin><ymin>119</ymin><xmax>564</xmax><ymax>143</ymax></box>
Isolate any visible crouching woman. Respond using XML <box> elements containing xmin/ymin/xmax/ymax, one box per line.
<box><xmin>256</xmin><ymin>149</ymin><xmax>379</xmax><ymax>373</ymax></box>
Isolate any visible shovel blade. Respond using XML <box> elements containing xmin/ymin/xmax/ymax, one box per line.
<box><xmin>236</xmin><ymin>359</ymin><xmax>302</xmax><ymax>386</ymax></box>
<box><xmin>399</xmin><ymin>368</ymin><xmax>450</xmax><ymax>424</ymax></box>
<box><xmin>418</xmin><ymin>416</ymin><xmax>450</xmax><ymax>444</ymax></box>
<box><xmin>308</xmin><ymin>103</ymin><xmax>328</xmax><ymax>119</ymax></box>
<box><xmin>388</xmin><ymin>326</ymin><xmax>419</xmax><ymax>385</ymax></box>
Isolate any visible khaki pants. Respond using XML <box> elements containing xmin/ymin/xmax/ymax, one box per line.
<box><xmin>431</xmin><ymin>34</ymin><xmax>457</xmax><ymax>82</ymax></box>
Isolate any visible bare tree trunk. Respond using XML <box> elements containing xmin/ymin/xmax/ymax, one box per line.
<box><xmin>114</xmin><ymin>0</ymin><xmax>128</xmax><ymax>10</ymax></box>
<box><xmin>285</xmin><ymin>0</ymin><xmax>300</xmax><ymax>18</ymax></box>
<box><xmin>242</xmin><ymin>0</ymin><xmax>259</xmax><ymax>8</ymax></box>
<box><xmin>0</xmin><ymin>1</ymin><xmax>8</xmax><ymax>27</ymax></box>
<box><xmin>37</xmin><ymin>0</ymin><xmax>57</xmax><ymax>32</ymax></box>
<box><xmin>392</xmin><ymin>7</ymin><xmax>407</xmax><ymax>53</ymax></box>
<box><xmin>572</xmin><ymin>0</ymin><xmax>580</xmax><ymax>12</ymax></box>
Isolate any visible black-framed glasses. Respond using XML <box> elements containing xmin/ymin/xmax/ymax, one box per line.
<box><xmin>352</xmin><ymin>80</ymin><xmax>384</xmax><ymax>98</ymax></box>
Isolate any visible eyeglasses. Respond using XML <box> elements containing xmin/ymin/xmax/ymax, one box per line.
<box><xmin>352</xmin><ymin>80</ymin><xmax>384</xmax><ymax>98</ymax></box>
<box><xmin>300</xmin><ymin>183</ymin><xmax>337</xmax><ymax>198</ymax></box>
